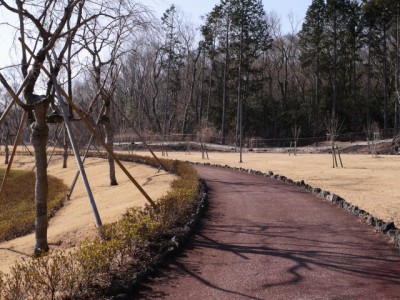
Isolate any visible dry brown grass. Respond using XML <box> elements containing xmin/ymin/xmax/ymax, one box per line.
<box><xmin>134</xmin><ymin>151</ymin><xmax>400</xmax><ymax>227</ymax></box>
<box><xmin>0</xmin><ymin>158</ymin><xmax>199</xmax><ymax>299</ymax></box>
<box><xmin>0</xmin><ymin>169</ymin><xmax>67</xmax><ymax>241</ymax></box>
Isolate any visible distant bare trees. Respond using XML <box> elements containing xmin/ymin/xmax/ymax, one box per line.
<box><xmin>0</xmin><ymin>0</ymin><xmax>152</xmax><ymax>255</ymax></box>
<box><xmin>78</xmin><ymin>1</ymin><xmax>152</xmax><ymax>186</ymax></box>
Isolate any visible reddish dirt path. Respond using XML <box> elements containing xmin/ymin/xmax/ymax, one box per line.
<box><xmin>135</xmin><ymin>165</ymin><xmax>400</xmax><ymax>299</ymax></box>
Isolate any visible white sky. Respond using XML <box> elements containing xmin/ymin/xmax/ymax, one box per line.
<box><xmin>150</xmin><ymin>0</ymin><xmax>310</xmax><ymax>31</ymax></box>
<box><xmin>0</xmin><ymin>0</ymin><xmax>311</xmax><ymax>70</ymax></box>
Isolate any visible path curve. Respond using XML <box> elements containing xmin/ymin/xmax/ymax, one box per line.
<box><xmin>135</xmin><ymin>165</ymin><xmax>400</xmax><ymax>299</ymax></box>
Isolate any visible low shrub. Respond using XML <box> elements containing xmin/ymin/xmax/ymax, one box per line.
<box><xmin>0</xmin><ymin>156</ymin><xmax>200</xmax><ymax>299</ymax></box>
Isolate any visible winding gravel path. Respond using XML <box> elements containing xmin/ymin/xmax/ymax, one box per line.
<box><xmin>135</xmin><ymin>165</ymin><xmax>400</xmax><ymax>299</ymax></box>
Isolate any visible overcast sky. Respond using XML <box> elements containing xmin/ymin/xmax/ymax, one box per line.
<box><xmin>0</xmin><ymin>0</ymin><xmax>311</xmax><ymax>70</ymax></box>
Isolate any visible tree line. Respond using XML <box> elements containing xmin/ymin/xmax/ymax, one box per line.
<box><xmin>111</xmin><ymin>0</ymin><xmax>399</xmax><ymax>144</ymax></box>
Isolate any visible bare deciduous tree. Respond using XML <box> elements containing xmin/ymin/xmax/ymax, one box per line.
<box><xmin>0</xmin><ymin>0</ymin><xmax>145</xmax><ymax>255</ymax></box>
<box><xmin>78</xmin><ymin>1</ymin><xmax>152</xmax><ymax>185</ymax></box>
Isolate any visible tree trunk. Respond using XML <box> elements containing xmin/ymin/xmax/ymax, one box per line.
<box><xmin>383</xmin><ymin>24</ymin><xmax>388</xmax><ymax>136</ymax></box>
<box><xmin>238</xmin><ymin>19</ymin><xmax>243</xmax><ymax>163</ymax></box>
<box><xmin>367</xmin><ymin>30</ymin><xmax>372</xmax><ymax>128</ymax></box>
<box><xmin>3</xmin><ymin>123</ymin><xmax>10</xmax><ymax>165</ymax></box>
<box><xmin>396</xmin><ymin>3</ymin><xmax>400</xmax><ymax>134</ymax></box>
<box><xmin>62</xmin><ymin>126</ymin><xmax>68</xmax><ymax>168</ymax></box>
<box><xmin>4</xmin><ymin>143</ymin><xmax>9</xmax><ymax>165</ymax></box>
<box><xmin>332</xmin><ymin>11</ymin><xmax>337</xmax><ymax>118</ymax></box>
<box><xmin>221</xmin><ymin>18</ymin><xmax>230</xmax><ymax>145</ymax></box>
<box><xmin>351</xmin><ymin>34</ymin><xmax>356</xmax><ymax>137</ymax></box>
<box><xmin>102</xmin><ymin>114</ymin><xmax>118</xmax><ymax>186</ymax></box>
<box><xmin>31</xmin><ymin>100</ymin><xmax>50</xmax><ymax>256</ymax></box>
<box><xmin>181</xmin><ymin>48</ymin><xmax>201</xmax><ymax>135</ymax></box>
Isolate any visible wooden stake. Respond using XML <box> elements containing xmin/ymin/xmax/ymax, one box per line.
<box><xmin>336</xmin><ymin>145</ymin><xmax>343</xmax><ymax>168</ymax></box>
<box><xmin>21</xmin><ymin>41</ymin><xmax>156</xmax><ymax>208</ymax></box>
<box><xmin>66</xmin><ymin>104</ymin><xmax>105</xmax><ymax>200</ymax></box>
<box><xmin>0</xmin><ymin>73</ymin><xmax>31</xmax><ymax>128</ymax></box>
<box><xmin>0</xmin><ymin>111</ymin><xmax>28</xmax><ymax>199</ymax></box>
<box><xmin>113</xmin><ymin>102</ymin><xmax>167</xmax><ymax>172</ymax></box>
<box><xmin>47</xmin><ymin>125</ymin><xmax>63</xmax><ymax>166</ymax></box>
<box><xmin>49</xmin><ymin>54</ymin><xmax>103</xmax><ymax>228</ymax></box>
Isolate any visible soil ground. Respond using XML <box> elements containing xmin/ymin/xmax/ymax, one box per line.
<box><xmin>0</xmin><ymin>155</ymin><xmax>176</xmax><ymax>273</ymax></box>
<box><xmin>134</xmin><ymin>150</ymin><xmax>400</xmax><ymax>227</ymax></box>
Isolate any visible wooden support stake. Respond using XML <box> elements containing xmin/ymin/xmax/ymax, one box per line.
<box><xmin>0</xmin><ymin>111</ymin><xmax>28</xmax><ymax>199</ymax></box>
<box><xmin>336</xmin><ymin>146</ymin><xmax>343</xmax><ymax>168</ymax></box>
<box><xmin>21</xmin><ymin>41</ymin><xmax>156</xmax><ymax>208</ymax></box>
<box><xmin>0</xmin><ymin>73</ymin><xmax>31</xmax><ymax>128</ymax></box>
<box><xmin>21</xmin><ymin>140</ymin><xmax>32</xmax><ymax>155</ymax></box>
<box><xmin>113</xmin><ymin>102</ymin><xmax>167</xmax><ymax>172</ymax></box>
<box><xmin>185</xmin><ymin>141</ymin><xmax>191</xmax><ymax>154</ymax></box>
<box><xmin>49</xmin><ymin>55</ymin><xmax>103</xmax><ymax>228</ymax></box>
<box><xmin>332</xmin><ymin>144</ymin><xmax>336</xmax><ymax>168</ymax></box>
<box><xmin>47</xmin><ymin>125</ymin><xmax>63</xmax><ymax>166</ymax></box>
<box><xmin>66</xmin><ymin>104</ymin><xmax>105</xmax><ymax>200</ymax></box>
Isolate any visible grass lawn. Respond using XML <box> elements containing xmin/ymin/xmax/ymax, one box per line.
<box><xmin>0</xmin><ymin>168</ymin><xmax>68</xmax><ymax>241</ymax></box>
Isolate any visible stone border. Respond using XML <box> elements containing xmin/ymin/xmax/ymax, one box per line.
<box><xmin>109</xmin><ymin>179</ymin><xmax>208</xmax><ymax>299</ymax></box>
<box><xmin>109</xmin><ymin>161</ymin><xmax>398</xmax><ymax>299</ymax></box>
<box><xmin>195</xmin><ymin>162</ymin><xmax>400</xmax><ymax>251</ymax></box>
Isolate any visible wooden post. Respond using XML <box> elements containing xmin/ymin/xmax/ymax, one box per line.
<box><xmin>336</xmin><ymin>145</ymin><xmax>343</xmax><ymax>168</ymax></box>
<box><xmin>332</xmin><ymin>144</ymin><xmax>335</xmax><ymax>168</ymax></box>
<box><xmin>372</xmin><ymin>132</ymin><xmax>380</xmax><ymax>158</ymax></box>
<box><xmin>203</xmin><ymin>143</ymin><xmax>209</xmax><ymax>159</ymax></box>
<box><xmin>163</xmin><ymin>144</ymin><xmax>168</xmax><ymax>157</ymax></box>
<box><xmin>185</xmin><ymin>141</ymin><xmax>191</xmax><ymax>154</ymax></box>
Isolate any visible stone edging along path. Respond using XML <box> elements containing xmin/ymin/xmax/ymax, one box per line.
<box><xmin>107</xmin><ymin>179</ymin><xmax>208</xmax><ymax>297</ymax></box>
<box><xmin>108</xmin><ymin>159</ymin><xmax>399</xmax><ymax>298</ymax></box>
<box><xmin>192</xmin><ymin>162</ymin><xmax>400</xmax><ymax>252</ymax></box>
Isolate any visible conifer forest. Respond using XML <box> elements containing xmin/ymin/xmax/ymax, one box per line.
<box><xmin>1</xmin><ymin>0</ymin><xmax>399</xmax><ymax>146</ymax></box>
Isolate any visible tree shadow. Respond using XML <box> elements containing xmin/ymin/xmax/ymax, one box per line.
<box><xmin>134</xmin><ymin>216</ymin><xmax>400</xmax><ymax>299</ymax></box>
<box><xmin>133</xmin><ymin>169</ymin><xmax>400</xmax><ymax>299</ymax></box>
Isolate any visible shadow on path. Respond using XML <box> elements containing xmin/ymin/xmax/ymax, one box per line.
<box><xmin>134</xmin><ymin>166</ymin><xmax>400</xmax><ymax>299</ymax></box>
